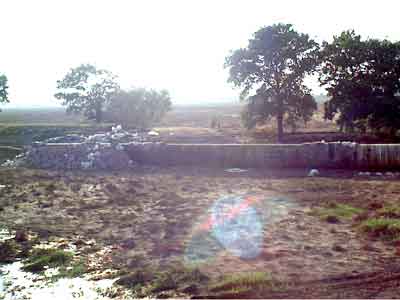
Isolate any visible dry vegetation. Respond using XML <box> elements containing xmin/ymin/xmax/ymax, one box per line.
<box><xmin>1</xmin><ymin>167</ymin><xmax>400</xmax><ymax>298</ymax></box>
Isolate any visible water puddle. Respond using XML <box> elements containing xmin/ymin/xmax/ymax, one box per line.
<box><xmin>0</xmin><ymin>229</ymin><xmax>14</xmax><ymax>242</ymax></box>
<box><xmin>0</xmin><ymin>228</ymin><xmax>127</xmax><ymax>300</ymax></box>
<box><xmin>0</xmin><ymin>262</ymin><xmax>120</xmax><ymax>300</ymax></box>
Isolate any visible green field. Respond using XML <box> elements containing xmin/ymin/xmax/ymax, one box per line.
<box><xmin>0</xmin><ymin>107</ymin><xmax>111</xmax><ymax>144</ymax></box>
<box><xmin>0</xmin><ymin>107</ymin><xmax>104</xmax><ymax>162</ymax></box>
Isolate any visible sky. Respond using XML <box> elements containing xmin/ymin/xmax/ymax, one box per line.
<box><xmin>1</xmin><ymin>0</ymin><xmax>400</xmax><ymax>108</ymax></box>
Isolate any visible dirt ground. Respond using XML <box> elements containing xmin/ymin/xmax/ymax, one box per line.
<box><xmin>1</xmin><ymin>167</ymin><xmax>400</xmax><ymax>298</ymax></box>
<box><xmin>156</xmin><ymin>105</ymin><xmax>399</xmax><ymax>144</ymax></box>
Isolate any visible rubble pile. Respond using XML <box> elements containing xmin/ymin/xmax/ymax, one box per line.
<box><xmin>2</xmin><ymin>125</ymin><xmax>160</xmax><ymax>170</ymax></box>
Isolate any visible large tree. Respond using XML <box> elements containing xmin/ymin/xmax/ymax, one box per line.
<box><xmin>0</xmin><ymin>74</ymin><xmax>9</xmax><ymax>111</ymax></box>
<box><xmin>105</xmin><ymin>88</ymin><xmax>172</xmax><ymax>128</ymax></box>
<box><xmin>225</xmin><ymin>23</ymin><xmax>319</xmax><ymax>141</ymax></box>
<box><xmin>319</xmin><ymin>30</ymin><xmax>400</xmax><ymax>133</ymax></box>
<box><xmin>55</xmin><ymin>64</ymin><xmax>120</xmax><ymax>123</ymax></box>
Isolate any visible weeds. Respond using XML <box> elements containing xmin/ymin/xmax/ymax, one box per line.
<box><xmin>22</xmin><ymin>248</ymin><xmax>73</xmax><ymax>273</ymax></box>
<box><xmin>311</xmin><ymin>203</ymin><xmax>364</xmax><ymax>222</ymax></box>
<box><xmin>208</xmin><ymin>272</ymin><xmax>271</xmax><ymax>298</ymax></box>
<box><xmin>116</xmin><ymin>262</ymin><xmax>209</xmax><ymax>297</ymax></box>
<box><xmin>152</xmin><ymin>264</ymin><xmax>208</xmax><ymax>292</ymax></box>
<box><xmin>359</xmin><ymin>218</ymin><xmax>400</xmax><ymax>240</ymax></box>
<box><xmin>115</xmin><ymin>267</ymin><xmax>155</xmax><ymax>289</ymax></box>
<box><xmin>56</xmin><ymin>259</ymin><xmax>88</xmax><ymax>278</ymax></box>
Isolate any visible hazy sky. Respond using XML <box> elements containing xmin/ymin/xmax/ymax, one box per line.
<box><xmin>1</xmin><ymin>0</ymin><xmax>400</xmax><ymax>107</ymax></box>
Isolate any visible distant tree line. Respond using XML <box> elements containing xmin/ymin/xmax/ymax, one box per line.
<box><xmin>54</xmin><ymin>64</ymin><xmax>171</xmax><ymax>128</ymax></box>
<box><xmin>0</xmin><ymin>65</ymin><xmax>172</xmax><ymax>129</ymax></box>
<box><xmin>225</xmin><ymin>24</ymin><xmax>400</xmax><ymax>141</ymax></box>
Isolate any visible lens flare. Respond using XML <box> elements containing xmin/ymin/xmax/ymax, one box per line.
<box><xmin>210</xmin><ymin>195</ymin><xmax>263</xmax><ymax>259</ymax></box>
<box><xmin>185</xmin><ymin>194</ymin><xmax>264</xmax><ymax>262</ymax></box>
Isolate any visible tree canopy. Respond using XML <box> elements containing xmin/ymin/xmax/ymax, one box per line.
<box><xmin>319</xmin><ymin>30</ymin><xmax>400</xmax><ymax>133</ymax></box>
<box><xmin>105</xmin><ymin>88</ymin><xmax>172</xmax><ymax>128</ymax></box>
<box><xmin>0</xmin><ymin>74</ymin><xmax>9</xmax><ymax>110</ymax></box>
<box><xmin>225</xmin><ymin>23</ymin><xmax>319</xmax><ymax>141</ymax></box>
<box><xmin>55</xmin><ymin>64</ymin><xmax>120</xmax><ymax>123</ymax></box>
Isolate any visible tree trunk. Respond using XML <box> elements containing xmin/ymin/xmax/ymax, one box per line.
<box><xmin>277</xmin><ymin>114</ymin><xmax>284</xmax><ymax>143</ymax></box>
<box><xmin>277</xmin><ymin>96</ymin><xmax>284</xmax><ymax>143</ymax></box>
<box><xmin>95</xmin><ymin>102</ymin><xmax>102</xmax><ymax>123</ymax></box>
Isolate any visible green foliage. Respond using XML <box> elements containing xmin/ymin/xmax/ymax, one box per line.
<box><xmin>0</xmin><ymin>74</ymin><xmax>9</xmax><ymax>109</ymax></box>
<box><xmin>359</xmin><ymin>218</ymin><xmax>400</xmax><ymax>240</ymax></box>
<box><xmin>0</xmin><ymin>146</ymin><xmax>22</xmax><ymax>163</ymax></box>
<box><xmin>319</xmin><ymin>30</ymin><xmax>400</xmax><ymax>134</ymax></box>
<box><xmin>0</xmin><ymin>124</ymin><xmax>109</xmax><ymax>147</ymax></box>
<box><xmin>55</xmin><ymin>64</ymin><xmax>120</xmax><ymax>123</ymax></box>
<box><xmin>209</xmin><ymin>272</ymin><xmax>271</xmax><ymax>298</ymax></box>
<box><xmin>209</xmin><ymin>272</ymin><xmax>271</xmax><ymax>291</ymax></box>
<box><xmin>312</xmin><ymin>203</ymin><xmax>364</xmax><ymax>221</ymax></box>
<box><xmin>116</xmin><ymin>268</ymin><xmax>155</xmax><ymax>289</ymax></box>
<box><xmin>52</xmin><ymin>259</ymin><xmax>88</xmax><ymax>280</ymax></box>
<box><xmin>116</xmin><ymin>263</ymin><xmax>209</xmax><ymax>297</ymax></box>
<box><xmin>150</xmin><ymin>264</ymin><xmax>208</xmax><ymax>293</ymax></box>
<box><xmin>105</xmin><ymin>88</ymin><xmax>172</xmax><ymax>128</ymax></box>
<box><xmin>225</xmin><ymin>23</ymin><xmax>319</xmax><ymax>141</ymax></box>
<box><xmin>22</xmin><ymin>248</ymin><xmax>73</xmax><ymax>273</ymax></box>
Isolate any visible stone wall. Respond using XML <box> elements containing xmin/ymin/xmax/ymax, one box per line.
<box><xmin>356</xmin><ymin>144</ymin><xmax>400</xmax><ymax>169</ymax></box>
<box><xmin>125</xmin><ymin>142</ymin><xmax>357</xmax><ymax>169</ymax></box>
<box><xmin>22</xmin><ymin>141</ymin><xmax>400</xmax><ymax>170</ymax></box>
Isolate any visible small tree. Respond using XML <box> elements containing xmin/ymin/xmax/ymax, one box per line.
<box><xmin>0</xmin><ymin>74</ymin><xmax>9</xmax><ymax>111</ymax></box>
<box><xmin>105</xmin><ymin>88</ymin><xmax>172</xmax><ymax>129</ymax></box>
<box><xmin>55</xmin><ymin>64</ymin><xmax>120</xmax><ymax>123</ymax></box>
<box><xmin>225</xmin><ymin>23</ymin><xmax>319</xmax><ymax>141</ymax></box>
